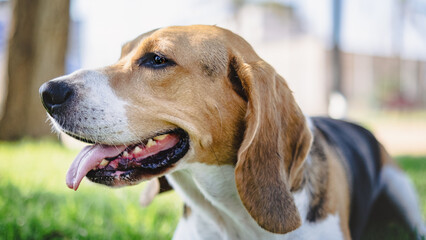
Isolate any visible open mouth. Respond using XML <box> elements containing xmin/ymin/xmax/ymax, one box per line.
<box><xmin>66</xmin><ymin>128</ymin><xmax>189</xmax><ymax>190</ymax></box>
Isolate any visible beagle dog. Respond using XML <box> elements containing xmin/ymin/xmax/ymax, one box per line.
<box><xmin>39</xmin><ymin>25</ymin><xmax>425</xmax><ymax>240</ymax></box>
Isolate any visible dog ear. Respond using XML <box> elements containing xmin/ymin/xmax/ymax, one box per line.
<box><xmin>230</xmin><ymin>57</ymin><xmax>312</xmax><ymax>234</ymax></box>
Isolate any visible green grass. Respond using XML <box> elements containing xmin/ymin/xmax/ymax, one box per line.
<box><xmin>0</xmin><ymin>140</ymin><xmax>425</xmax><ymax>239</ymax></box>
<box><xmin>0</xmin><ymin>140</ymin><xmax>181</xmax><ymax>240</ymax></box>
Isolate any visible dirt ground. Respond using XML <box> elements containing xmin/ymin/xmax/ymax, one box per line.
<box><xmin>353</xmin><ymin>112</ymin><xmax>426</xmax><ymax>156</ymax></box>
<box><xmin>370</xmin><ymin>122</ymin><xmax>426</xmax><ymax>156</ymax></box>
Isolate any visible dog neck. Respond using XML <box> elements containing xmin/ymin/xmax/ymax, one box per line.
<box><xmin>167</xmin><ymin>164</ymin><xmax>274</xmax><ymax>239</ymax></box>
<box><xmin>166</xmin><ymin>162</ymin><xmax>313</xmax><ymax>240</ymax></box>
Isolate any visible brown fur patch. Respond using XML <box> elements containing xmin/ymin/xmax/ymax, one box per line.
<box><xmin>314</xmin><ymin>131</ymin><xmax>351</xmax><ymax>239</ymax></box>
<box><xmin>326</xmin><ymin>146</ymin><xmax>351</xmax><ymax>240</ymax></box>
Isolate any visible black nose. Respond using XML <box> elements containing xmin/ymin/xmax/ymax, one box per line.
<box><xmin>39</xmin><ymin>81</ymin><xmax>74</xmax><ymax>114</ymax></box>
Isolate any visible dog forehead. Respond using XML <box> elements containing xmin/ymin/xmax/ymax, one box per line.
<box><xmin>152</xmin><ymin>25</ymin><xmax>227</xmax><ymax>42</ymax></box>
<box><xmin>129</xmin><ymin>26</ymin><xmax>230</xmax><ymax>77</ymax></box>
<box><xmin>127</xmin><ymin>26</ymin><xmax>228</xmax><ymax>55</ymax></box>
<box><xmin>120</xmin><ymin>29</ymin><xmax>158</xmax><ymax>59</ymax></box>
<box><xmin>121</xmin><ymin>25</ymin><xmax>259</xmax><ymax>65</ymax></box>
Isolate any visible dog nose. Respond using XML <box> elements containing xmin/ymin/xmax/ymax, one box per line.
<box><xmin>39</xmin><ymin>81</ymin><xmax>74</xmax><ymax>114</ymax></box>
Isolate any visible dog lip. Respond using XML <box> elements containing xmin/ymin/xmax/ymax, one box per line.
<box><xmin>63</xmin><ymin>127</ymin><xmax>178</xmax><ymax>146</ymax></box>
<box><xmin>63</xmin><ymin>131</ymin><xmax>97</xmax><ymax>144</ymax></box>
<box><xmin>72</xmin><ymin>128</ymin><xmax>190</xmax><ymax>189</ymax></box>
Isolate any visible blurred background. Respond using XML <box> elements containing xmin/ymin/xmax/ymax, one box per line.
<box><xmin>0</xmin><ymin>0</ymin><xmax>425</xmax><ymax>239</ymax></box>
<box><xmin>1</xmin><ymin>0</ymin><xmax>426</xmax><ymax>154</ymax></box>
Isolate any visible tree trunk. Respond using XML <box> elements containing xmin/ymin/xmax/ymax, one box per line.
<box><xmin>0</xmin><ymin>0</ymin><xmax>70</xmax><ymax>140</ymax></box>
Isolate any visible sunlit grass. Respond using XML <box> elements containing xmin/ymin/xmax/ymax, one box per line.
<box><xmin>0</xmin><ymin>140</ymin><xmax>181</xmax><ymax>239</ymax></box>
<box><xmin>0</xmin><ymin>140</ymin><xmax>425</xmax><ymax>239</ymax></box>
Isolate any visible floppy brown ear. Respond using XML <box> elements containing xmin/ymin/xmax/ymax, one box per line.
<box><xmin>231</xmin><ymin>57</ymin><xmax>312</xmax><ymax>234</ymax></box>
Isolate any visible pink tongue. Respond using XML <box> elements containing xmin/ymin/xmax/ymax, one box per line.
<box><xmin>66</xmin><ymin>144</ymin><xmax>127</xmax><ymax>190</ymax></box>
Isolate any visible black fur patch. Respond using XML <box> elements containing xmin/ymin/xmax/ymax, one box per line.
<box><xmin>158</xmin><ymin>176</ymin><xmax>172</xmax><ymax>193</ymax></box>
<box><xmin>228</xmin><ymin>57</ymin><xmax>247</xmax><ymax>102</ymax></box>
<box><xmin>312</xmin><ymin>117</ymin><xmax>382</xmax><ymax>240</ymax></box>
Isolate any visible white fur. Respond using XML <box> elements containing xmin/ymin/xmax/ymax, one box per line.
<box><xmin>167</xmin><ymin>163</ymin><xmax>344</xmax><ymax>240</ymax></box>
<box><xmin>381</xmin><ymin>165</ymin><xmax>426</xmax><ymax>237</ymax></box>
<box><xmin>49</xmin><ymin>69</ymin><xmax>134</xmax><ymax>144</ymax></box>
<box><xmin>284</xmin><ymin>188</ymin><xmax>343</xmax><ymax>240</ymax></box>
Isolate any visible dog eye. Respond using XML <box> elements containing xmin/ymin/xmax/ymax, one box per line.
<box><xmin>137</xmin><ymin>53</ymin><xmax>175</xmax><ymax>69</ymax></box>
<box><xmin>153</xmin><ymin>55</ymin><xmax>167</xmax><ymax>65</ymax></box>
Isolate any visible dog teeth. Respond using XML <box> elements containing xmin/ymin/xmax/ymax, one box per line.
<box><xmin>146</xmin><ymin>139</ymin><xmax>156</xmax><ymax>148</ymax></box>
<box><xmin>134</xmin><ymin>146</ymin><xmax>142</xmax><ymax>154</ymax></box>
<box><xmin>153</xmin><ymin>134</ymin><xmax>168</xmax><ymax>141</ymax></box>
<box><xmin>99</xmin><ymin>159</ymin><xmax>109</xmax><ymax>167</ymax></box>
<box><xmin>122</xmin><ymin>151</ymin><xmax>129</xmax><ymax>157</ymax></box>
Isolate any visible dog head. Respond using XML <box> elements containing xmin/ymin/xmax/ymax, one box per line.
<box><xmin>40</xmin><ymin>25</ymin><xmax>312</xmax><ymax>234</ymax></box>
